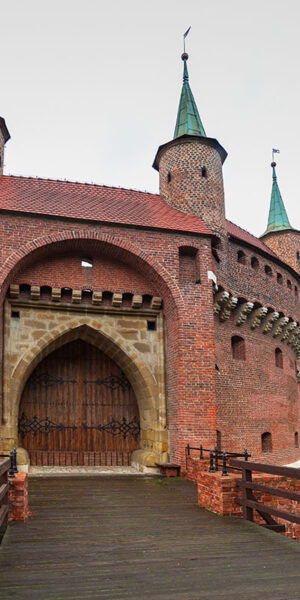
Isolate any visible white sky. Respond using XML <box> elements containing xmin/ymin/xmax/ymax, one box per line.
<box><xmin>1</xmin><ymin>0</ymin><xmax>300</xmax><ymax>237</ymax></box>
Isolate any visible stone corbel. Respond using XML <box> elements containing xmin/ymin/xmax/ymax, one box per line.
<box><xmin>289</xmin><ymin>328</ymin><xmax>300</xmax><ymax>348</ymax></box>
<box><xmin>112</xmin><ymin>293</ymin><xmax>123</xmax><ymax>307</ymax></box>
<box><xmin>132</xmin><ymin>295</ymin><xmax>143</xmax><ymax>308</ymax></box>
<box><xmin>9</xmin><ymin>284</ymin><xmax>20</xmax><ymax>298</ymax></box>
<box><xmin>92</xmin><ymin>291</ymin><xmax>102</xmax><ymax>305</ymax></box>
<box><xmin>213</xmin><ymin>291</ymin><xmax>230</xmax><ymax>315</ymax></box>
<box><xmin>235</xmin><ymin>302</ymin><xmax>254</xmax><ymax>326</ymax></box>
<box><xmin>30</xmin><ymin>285</ymin><xmax>40</xmax><ymax>300</ymax></box>
<box><xmin>151</xmin><ymin>297</ymin><xmax>162</xmax><ymax>310</ymax></box>
<box><xmin>72</xmin><ymin>290</ymin><xmax>82</xmax><ymax>304</ymax></box>
<box><xmin>272</xmin><ymin>316</ymin><xmax>289</xmax><ymax>338</ymax></box>
<box><xmin>219</xmin><ymin>296</ymin><xmax>238</xmax><ymax>322</ymax></box>
<box><xmin>249</xmin><ymin>306</ymin><xmax>268</xmax><ymax>330</ymax></box>
<box><xmin>262</xmin><ymin>311</ymin><xmax>279</xmax><ymax>334</ymax></box>
<box><xmin>281</xmin><ymin>321</ymin><xmax>297</xmax><ymax>343</ymax></box>
<box><xmin>51</xmin><ymin>288</ymin><xmax>61</xmax><ymax>302</ymax></box>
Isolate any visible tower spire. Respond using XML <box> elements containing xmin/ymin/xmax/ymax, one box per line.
<box><xmin>264</xmin><ymin>160</ymin><xmax>292</xmax><ymax>234</ymax></box>
<box><xmin>173</xmin><ymin>52</ymin><xmax>206</xmax><ymax>139</ymax></box>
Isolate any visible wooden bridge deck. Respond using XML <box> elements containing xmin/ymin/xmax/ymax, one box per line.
<box><xmin>1</xmin><ymin>475</ymin><xmax>300</xmax><ymax>599</ymax></box>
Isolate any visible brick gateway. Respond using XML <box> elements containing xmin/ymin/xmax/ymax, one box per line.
<box><xmin>0</xmin><ymin>50</ymin><xmax>299</xmax><ymax>471</ymax></box>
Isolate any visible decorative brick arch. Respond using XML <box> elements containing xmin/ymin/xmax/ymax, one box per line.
<box><xmin>0</xmin><ymin>230</ymin><xmax>183</xmax><ymax>310</ymax></box>
<box><xmin>6</xmin><ymin>323</ymin><xmax>166</xmax><ymax>464</ymax></box>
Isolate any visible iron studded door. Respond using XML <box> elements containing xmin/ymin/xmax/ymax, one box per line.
<box><xmin>18</xmin><ymin>340</ymin><xmax>140</xmax><ymax>466</ymax></box>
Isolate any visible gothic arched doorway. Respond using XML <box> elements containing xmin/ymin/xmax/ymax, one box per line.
<box><xmin>18</xmin><ymin>339</ymin><xmax>140</xmax><ymax>466</ymax></box>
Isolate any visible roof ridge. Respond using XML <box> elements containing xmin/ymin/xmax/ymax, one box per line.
<box><xmin>2</xmin><ymin>174</ymin><xmax>161</xmax><ymax>198</ymax></box>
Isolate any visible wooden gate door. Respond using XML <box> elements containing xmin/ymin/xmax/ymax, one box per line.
<box><xmin>18</xmin><ymin>340</ymin><xmax>140</xmax><ymax>466</ymax></box>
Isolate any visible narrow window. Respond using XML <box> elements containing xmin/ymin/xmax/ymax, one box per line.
<box><xmin>81</xmin><ymin>258</ymin><xmax>93</xmax><ymax>268</ymax></box>
<box><xmin>61</xmin><ymin>287</ymin><xmax>72</xmax><ymax>303</ymax></box>
<box><xmin>275</xmin><ymin>348</ymin><xmax>283</xmax><ymax>369</ymax></box>
<box><xmin>237</xmin><ymin>250</ymin><xmax>246</xmax><ymax>265</ymax></box>
<box><xmin>287</xmin><ymin>279</ymin><xmax>292</xmax><ymax>290</ymax></box>
<box><xmin>147</xmin><ymin>320</ymin><xmax>156</xmax><ymax>331</ymax></box>
<box><xmin>11</xmin><ymin>310</ymin><xmax>20</xmax><ymax>319</ymax></box>
<box><xmin>179</xmin><ymin>246</ymin><xmax>200</xmax><ymax>285</ymax></box>
<box><xmin>201</xmin><ymin>166</ymin><xmax>207</xmax><ymax>178</ymax></box>
<box><xmin>231</xmin><ymin>336</ymin><xmax>246</xmax><ymax>360</ymax></box>
<box><xmin>82</xmin><ymin>289</ymin><xmax>93</xmax><ymax>304</ymax></box>
<box><xmin>265</xmin><ymin>265</ymin><xmax>272</xmax><ymax>276</ymax></box>
<box><xmin>277</xmin><ymin>273</ymin><xmax>283</xmax><ymax>285</ymax></box>
<box><xmin>262</xmin><ymin>432</ymin><xmax>272</xmax><ymax>453</ymax></box>
<box><xmin>295</xmin><ymin>432</ymin><xmax>299</xmax><ymax>448</ymax></box>
<box><xmin>19</xmin><ymin>284</ymin><xmax>31</xmax><ymax>300</ymax></box>
<box><xmin>251</xmin><ymin>256</ymin><xmax>259</xmax><ymax>270</ymax></box>
<box><xmin>167</xmin><ymin>171</ymin><xmax>171</xmax><ymax>183</ymax></box>
<box><xmin>297</xmin><ymin>251</ymin><xmax>300</xmax><ymax>260</ymax></box>
<box><xmin>40</xmin><ymin>285</ymin><xmax>52</xmax><ymax>301</ymax></box>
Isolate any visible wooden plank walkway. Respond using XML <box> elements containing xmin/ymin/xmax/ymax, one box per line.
<box><xmin>0</xmin><ymin>475</ymin><xmax>300</xmax><ymax>599</ymax></box>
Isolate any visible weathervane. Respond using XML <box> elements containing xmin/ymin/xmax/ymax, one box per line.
<box><xmin>272</xmin><ymin>148</ymin><xmax>280</xmax><ymax>165</ymax></box>
<box><xmin>183</xmin><ymin>26</ymin><xmax>191</xmax><ymax>54</ymax></box>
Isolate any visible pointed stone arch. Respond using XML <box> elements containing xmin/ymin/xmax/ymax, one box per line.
<box><xmin>4</xmin><ymin>320</ymin><xmax>167</xmax><ymax>468</ymax></box>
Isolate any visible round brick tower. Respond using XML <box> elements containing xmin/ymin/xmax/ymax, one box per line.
<box><xmin>153</xmin><ymin>53</ymin><xmax>227</xmax><ymax>240</ymax></box>
<box><xmin>260</xmin><ymin>161</ymin><xmax>300</xmax><ymax>274</ymax></box>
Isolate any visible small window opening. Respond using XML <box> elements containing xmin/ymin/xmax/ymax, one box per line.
<box><xmin>11</xmin><ymin>310</ymin><xmax>20</xmax><ymax>319</ymax></box>
<box><xmin>287</xmin><ymin>279</ymin><xmax>292</xmax><ymax>290</ymax></box>
<box><xmin>265</xmin><ymin>265</ymin><xmax>272</xmax><ymax>276</ymax></box>
<box><xmin>215</xmin><ymin>364</ymin><xmax>220</xmax><ymax>372</ymax></box>
<box><xmin>167</xmin><ymin>171</ymin><xmax>171</xmax><ymax>183</ymax></box>
<box><xmin>251</xmin><ymin>256</ymin><xmax>259</xmax><ymax>270</ymax></box>
<box><xmin>61</xmin><ymin>287</ymin><xmax>72</xmax><ymax>303</ymax></box>
<box><xmin>295</xmin><ymin>432</ymin><xmax>299</xmax><ymax>448</ymax></box>
<box><xmin>262</xmin><ymin>432</ymin><xmax>272</xmax><ymax>453</ymax></box>
<box><xmin>212</xmin><ymin>248</ymin><xmax>220</xmax><ymax>263</ymax></box>
<box><xmin>81</xmin><ymin>257</ymin><xmax>93</xmax><ymax>268</ymax></box>
<box><xmin>297</xmin><ymin>251</ymin><xmax>300</xmax><ymax>260</ymax></box>
<box><xmin>82</xmin><ymin>289</ymin><xmax>93</xmax><ymax>304</ymax></box>
<box><xmin>201</xmin><ymin>166</ymin><xmax>207</xmax><ymax>178</ymax></box>
<box><xmin>147</xmin><ymin>320</ymin><xmax>156</xmax><ymax>331</ymax></box>
<box><xmin>275</xmin><ymin>347</ymin><xmax>283</xmax><ymax>369</ymax></box>
<box><xmin>40</xmin><ymin>285</ymin><xmax>52</xmax><ymax>301</ymax></box>
<box><xmin>277</xmin><ymin>273</ymin><xmax>283</xmax><ymax>285</ymax></box>
<box><xmin>231</xmin><ymin>336</ymin><xmax>246</xmax><ymax>360</ymax></box>
<box><xmin>237</xmin><ymin>250</ymin><xmax>246</xmax><ymax>265</ymax></box>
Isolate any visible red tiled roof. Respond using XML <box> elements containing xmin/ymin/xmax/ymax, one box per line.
<box><xmin>0</xmin><ymin>175</ymin><xmax>211</xmax><ymax>235</ymax></box>
<box><xmin>226</xmin><ymin>220</ymin><xmax>278</xmax><ymax>258</ymax></box>
<box><xmin>0</xmin><ymin>175</ymin><xmax>279</xmax><ymax>260</ymax></box>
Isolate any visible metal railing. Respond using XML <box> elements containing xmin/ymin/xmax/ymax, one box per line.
<box><xmin>229</xmin><ymin>458</ymin><xmax>300</xmax><ymax>532</ymax></box>
<box><xmin>0</xmin><ymin>448</ymin><xmax>18</xmax><ymax>478</ymax></box>
<box><xmin>185</xmin><ymin>443</ymin><xmax>251</xmax><ymax>476</ymax></box>
<box><xmin>0</xmin><ymin>458</ymin><xmax>10</xmax><ymax>544</ymax></box>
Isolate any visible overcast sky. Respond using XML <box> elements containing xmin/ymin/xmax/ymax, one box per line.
<box><xmin>1</xmin><ymin>0</ymin><xmax>300</xmax><ymax>237</ymax></box>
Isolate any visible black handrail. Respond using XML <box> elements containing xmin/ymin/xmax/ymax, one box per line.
<box><xmin>185</xmin><ymin>443</ymin><xmax>251</xmax><ymax>477</ymax></box>
<box><xmin>0</xmin><ymin>448</ymin><xmax>17</xmax><ymax>478</ymax></box>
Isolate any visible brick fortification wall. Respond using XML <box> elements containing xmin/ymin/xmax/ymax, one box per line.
<box><xmin>0</xmin><ymin>213</ymin><xmax>217</xmax><ymax>465</ymax></box>
<box><xmin>211</xmin><ymin>234</ymin><xmax>300</xmax><ymax>456</ymax></box>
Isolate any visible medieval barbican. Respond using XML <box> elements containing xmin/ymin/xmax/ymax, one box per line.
<box><xmin>0</xmin><ymin>51</ymin><xmax>299</xmax><ymax>473</ymax></box>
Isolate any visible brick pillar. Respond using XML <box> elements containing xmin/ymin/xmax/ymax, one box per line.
<box><xmin>168</xmin><ymin>239</ymin><xmax>217</xmax><ymax>465</ymax></box>
<box><xmin>8</xmin><ymin>472</ymin><xmax>30</xmax><ymax>521</ymax></box>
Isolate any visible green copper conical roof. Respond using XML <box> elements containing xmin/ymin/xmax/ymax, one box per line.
<box><xmin>173</xmin><ymin>54</ymin><xmax>206</xmax><ymax>139</ymax></box>
<box><xmin>264</xmin><ymin>162</ymin><xmax>293</xmax><ymax>234</ymax></box>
